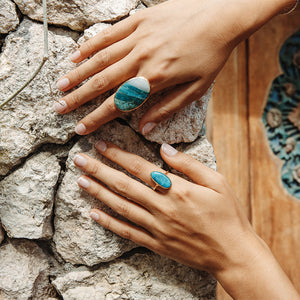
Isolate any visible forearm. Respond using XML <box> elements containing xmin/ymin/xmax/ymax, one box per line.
<box><xmin>213</xmin><ymin>232</ymin><xmax>300</xmax><ymax>300</ymax></box>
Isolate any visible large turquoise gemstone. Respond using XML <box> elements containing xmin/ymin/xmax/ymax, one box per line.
<box><xmin>114</xmin><ymin>77</ymin><xmax>150</xmax><ymax>112</ymax></box>
<box><xmin>151</xmin><ymin>171</ymin><xmax>172</xmax><ymax>190</ymax></box>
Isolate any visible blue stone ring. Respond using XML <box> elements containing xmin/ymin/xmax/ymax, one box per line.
<box><xmin>114</xmin><ymin>77</ymin><xmax>151</xmax><ymax>112</ymax></box>
<box><xmin>151</xmin><ymin>171</ymin><xmax>172</xmax><ymax>191</ymax></box>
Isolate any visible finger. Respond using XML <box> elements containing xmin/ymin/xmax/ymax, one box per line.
<box><xmin>54</xmin><ymin>56</ymin><xmax>137</xmax><ymax>115</ymax></box>
<box><xmin>71</xmin><ymin>16</ymin><xmax>139</xmax><ymax>63</ymax></box>
<box><xmin>77</xmin><ymin>175</ymin><xmax>155</xmax><ymax>230</ymax></box>
<box><xmin>139</xmin><ymin>81</ymin><xmax>210</xmax><ymax>135</ymax></box>
<box><xmin>160</xmin><ymin>143</ymin><xmax>223</xmax><ymax>191</ymax></box>
<box><xmin>73</xmin><ymin>153</ymin><xmax>158</xmax><ymax>211</ymax></box>
<box><xmin>74</xmin><ymin>94</ymin><xmax>121</xmax><ymax>135</ymax></box>
<box><xmin>57</xmin><ymin>38</ymin><xmax>134</xmax><ymax>92</ymax></box>
<box><xmin>94</xmin><ymin>140</ymin><xmax>170</xmax><ymax>188</ymax></box>
<box><xmin>89</xmin><ymin>208</ymin><xmax>160</xmax><ymax>251</ymax></box>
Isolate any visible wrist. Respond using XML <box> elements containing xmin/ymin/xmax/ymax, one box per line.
<box><xmin>213</xmin><ymin>232</ymin><xmax>300</xmax><ymax>299</ymax></box>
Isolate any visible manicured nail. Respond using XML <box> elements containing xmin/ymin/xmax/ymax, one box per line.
<box><xmin>53</xmin><ymin>100</ymin><xmax>67</xmax><ymax>113</ymax></box>
<box><xmin>75</xmin><ymin>123</ymin><xmax>86</xmax><ymax>135</ymax></box>
<box><xmin>56</xmin><ymin>78</ymin><xmax>70</xmax><ymax>90</ymax></box>
<box><xmin>161</xmin><ymin>143</ymin><xmax>178</xmax><ymax>156</ymax></box>
<box><xmin>74</xmin><ymin>154</ymin><xmax>87</xmax><ymax>167</ymax></box>
<box><xmin>77</xmin><ymin>176</ymin><xmax>90</xmax><ymax>189</ymax></box>
<box><xmin>70</xmin><ymin>50</ymin><xmax>81</xmax><ymax>62</ymax></box>
<box><xmin>90</xmin><ymin>211</ymin><xmax>99</xmax><ymax>221</ymax></box>
<box><xmin>95</xmin><ymin>141</ymin><xmax>107</xmax><ymax>152</ymax></box>
<box><xmin>142</xmin><ymin>122</ymin><xmax>157</xmax><ymax>135</ymax></box>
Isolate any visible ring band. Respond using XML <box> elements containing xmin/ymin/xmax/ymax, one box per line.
<box><xmin>114</xmin><ymin>77</ymin><xmax>150</xmax><ymax>112</ymax></box>
<box><xmin>151</xmin><ymin>170</ymin><xmax>172</xmax><ymax>191</ymax></box>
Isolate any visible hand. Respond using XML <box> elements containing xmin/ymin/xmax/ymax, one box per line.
<box><xmin>73</xmin><ymin>141</ymin><xmax>300</xmax><ymax>299</ymax></box>
<box><xmin>55</xmin><ymin>0</ymin><xmax>277</xmax><ymax>136</ymax></box>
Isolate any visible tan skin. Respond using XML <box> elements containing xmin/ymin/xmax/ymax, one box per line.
<box><xmin>56</xmin><ymin>0</ymin><xmax>300</xmax><ymax>298</ymax></box>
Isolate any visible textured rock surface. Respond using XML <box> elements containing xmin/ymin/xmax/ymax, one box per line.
<box><xmin>0</xmin><ymin>0</ymin><xmax>19</xmax><ymax>34</ymax></box>
<box><xmin>123</xmin><ymin>87</ymin><xmax>212</xmax><ymax>144</ymax></box>
<box><xmin>0</xmin><ymin>239</ymin><xmax>56</xmax><ymax>299</ymax></box>
<box><xmin>0</xmin><ymin>19</ymin><xmax>106</xmax><ymax>176</ymax></box>
<box><xmin>0</xmin><ymin>152</ymin><xmax>60</xmax><ymax>239</ymax></box>
<box><xmin>142</xmin><ymin>0</ymin><xmax>168</xmax><ymax>7</ymax></box>
<box><xmin>77</xmin><ymin>23</ymin><xmax>111</xmax><ymax>46</ymax></box>
<box><xmin>52</xmin><ymin>252</ymin><xmax>216</xmax><ymax>300</ymax></box>
<box><xmin>54</xmin><ymin>121</ymin><xmax>163</xmax><ymax>266</ymax></box>
<box><xmin>14</xmin><ymin>0</ymin><xmax>139</xmax><ymax>31</ymax></box>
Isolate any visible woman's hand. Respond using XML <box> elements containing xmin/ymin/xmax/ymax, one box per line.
<box><xmin>55</xmin><ymin>0</ymin><xmax>288</xmax><ymax>136</ymax></box>
<box><xmin>73</xmin><ymin>141</ymin><xmax>300</xmax><ymax>299</ymax></box>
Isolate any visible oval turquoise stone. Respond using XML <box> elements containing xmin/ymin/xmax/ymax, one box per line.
<box><xmin>114</xmin><ymin>77</ymin><xmax>150</xmax><ymax>112</ymax></box>
<box><xmin>151</xmin><ymin>171</ymin><xmax>172</xmax><ymax>189</ymax></box>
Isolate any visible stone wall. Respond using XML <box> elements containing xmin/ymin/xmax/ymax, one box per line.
<box><xmin>0</xmin><ymin>0</ymin><xmax>217</xmax><ymax>299</ymax></box>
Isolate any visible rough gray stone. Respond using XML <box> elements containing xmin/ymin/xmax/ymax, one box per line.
<box><xmin>52</xmin><ymin>252</ymin><xmax>216</xmax><ymax>300</ymax></box>
<box><xmin>14</xmin><ymin>0</ymin><xmax>140</xmax><ymax>31</ymax></box>
<box><xmin>0</xmin><ymin>222</ymin><xmax>4</xmax><ymax>245</ymax></box>
<box><xmin>142</xmin><ymin>0</ymin><xmax>168</xmax><ymax>7</ymax></box>
<box><xmin>0</xmin><ymin>152</ymin><xmax>60</xmax><ymax>239</ymax></box>
<box><xmin>54</xmin><ymin>121</ymin><xmax>163</xmax><ymax>266</ymax></box>
<box><xmin>180</xmin><ymin>135</ymin><xmax>217</xmax><ymax>171</ymax></box>
<box><xmin>0</xmin><ymin>18</ymin><xmax>107</xmax><ymax>176</ymax></box>
<box><xmin>0</xmin><ymin>0</ymin><xmax>19</xmax><ymax>34</ymax></box>
<box><xmin>123</xmin><ymin>87</ymin><xmax>212</xmax><ymax>144</ymax></box>
<box><xmin>76</xmin><ymin>21</ymin><xmax>212</xmax><ymax>144</ymax></box>
<box><xmin>0</xmin><ymin>239</ymin><xmax>56</xmax><ymax>299</ymax></box>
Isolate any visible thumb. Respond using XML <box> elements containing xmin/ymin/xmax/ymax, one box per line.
<box><xmin>160</xmin><ymin>143</ymin><xmax>220</xmax><ymax>189</ymax></box>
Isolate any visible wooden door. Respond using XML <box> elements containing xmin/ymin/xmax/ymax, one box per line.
<box><xmin>207</xmin><ymin>7</ymin><xmax>300</xmax><ymax>299</ymax></box>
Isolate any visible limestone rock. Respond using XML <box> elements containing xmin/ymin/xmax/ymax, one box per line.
<box><xmin>0</xmin><ymin>239</ymin><xmax>55</xmax><ymax>299</ymax></box>
<box><xmin>180</xmin><ymin>135</ymin><xmax>217</xmax><ymax>171</ymax></box>
<box><xmin>52</xmin><ymin>252</ymin><xmax>216</xmax><ymax>300</ymax></box>
<box><xmin>14</xmin><ymin>0</ymin><xmax>140</xmax><ymax>31</ymax></box>
<box><xmin>0</xmin><ymin>0</ymin><xmax>19</xmax><ymax>34</ymax></box>
<box><xmin>142</xmin><ymin>0</ymin><xmax>168</xmax><ymax>7</ymax></box>
<box><xmin>0</xmin><ymin>18</ymin><xmax>107</xmax><ymax>176</ymax></box>
<box><xmin>123</xmin><ymin>86</ymin><xmax>212</xmax><ymax>144</ymax></box>
<box><xmin>54</xmin><ymin>121</ymin><xmax>163</xmax><ymax>266</ymax></box>
<box><xmin>0</xmin><ymin>222</ymin><xmax>4</xmax><ymax>245</ymax></box>
<box><xmin>0</xmin><ymin>152</ymin><xmax>60</xmax><ymax>239</ymax></box>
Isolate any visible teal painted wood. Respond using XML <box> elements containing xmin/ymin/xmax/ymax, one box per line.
<box><xmin>262</xmin><ymin>30</ymin><xmax>300</xmax><ymax>200</ymax></box>
<box><xmin>151</xmin><ymin>171</ymin><xmax>172</xmax><ymax>189</ymax></box>
<box><xmin>114</xmin><ymin>77</ymin><xmax>150</xmax><ymax>112</ymax></box>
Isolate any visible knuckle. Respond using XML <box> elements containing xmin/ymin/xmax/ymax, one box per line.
<box><xmin>116</xmin><ymin>201</ymin><xmax>130</xmax><ymax>219</ymax></box>
<box><xmin>83</xmin><ymin>39</ymin><xmax>96</xmax><ymax>55</ymax></box>
<box><xmin>91</xmin><ymin>74</ymin><xmax>107</xmax><ymax>91</ymax></box>
<box><xmin>101</xmin><ymin>214</ymin><xmax>112</xmax><ymax>229</ymax></box>
<box><xmin>114</xmin><ymin>176</ymin><xmax>130</xmax><ymax>195</ymax></box>
<box><xmin>104</xmin><ymin>99</ymin><xmax>118</xmax><ymax>113</ymax></box>
<box><xmin>68</xmin><ymin>91</ymin><xmax>81</xmax><ymax>107</ymax></box>
<box><xmin>94</xmin><ymin>49</ymin><xmax>110</xmax><ymax>68</ymax></box>
<box><xmin>70</xmin><ymin>68</ymin><xmax>83</xmax><ymax>83</ymax></box>
<box><xmin>88</xmin><ymin>164</ymin><xmax>100</xmax><ymax>178</ymax></box>
<box><xmin>119</xmin><ymin>228</ymin><xmax>132</xmax><ymax>240</ymax></box>
<box><xmin>157</xmin><ymin>106</ymin><xmax>172</xmax><ymax>120</ymax></box>
<box><xmin>172</xmin><ymin>187</ymin><xmax>191</xmax><ymax>202</ymax></box>
<box><xmin>93</xmin><ymin>186</ymin><xmax>103</xmax><ymax>200</ymax></box>
<box><xmin>128</xmin><ymin>158</ymin><xmax>144</xmax><ymax>177</ymax></box>
<box><xmin>101</xmin><ymin>27</ymin><xmax>113</xmax><ymax>45</ymax></box>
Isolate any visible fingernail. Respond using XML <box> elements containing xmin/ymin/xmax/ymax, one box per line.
<box><xmin>74</xmin><ymin>154</ymin><xmax>87</xmax><ymax>167</ymax></box>
<box><xmin>95</xmin><ymin>141</ymin><xmax>107</xmax><ymax>152</ymax></box>
<box><xmin>56</xmin><ymin>78</ymin><xmax>70</xmax><ymax>90</ymax></box>
<box><xmin>75</xmin><ymin>123</ymin><xmax>86</xmax><ymax>135</ymax></box>
<box><xmin>90</xmin><ymin>211</ymin><xmax>99</xmax><ymax>221</ymax></box>
<box><xmin>70</xmin><ymin>50</ymin><xmax>81</xmax><ymax>62</ymax></box>
<box><xmin>142</xmin><ymin>122</ymin><xmax>157</xmax><ymax>135</ymax></box>
<box><xmin>77</xmin><ymin>176</ymin><xmax>90</xmax><ymax>189</ymax></box>
<box><xmin>54</xmin><ymin>100</ymin><xmax>67</xmax><ymax>113</ymax></box>
<box><xmin>161</xmin><ymin>143</ymin><xmax>178</xmax><ymax>156</ymax></box>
